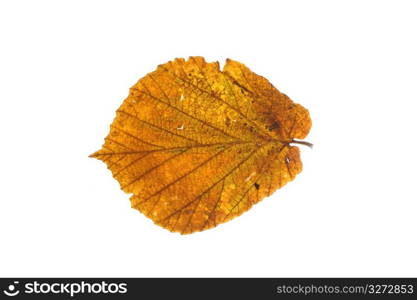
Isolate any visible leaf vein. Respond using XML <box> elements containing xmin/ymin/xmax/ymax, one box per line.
<box><xmin>156</xmin><ymin>145</ymin><xmax>264</xmax><ymax>223</ymax></box>
<box><xmin>159</xmin><ymin>65</ymin><xmax>274</xmax><ymax>141</ymax></box>
<box><xmin>117</xmin><ymin>109</ymin><xmax>199</xmax><ymax>143</ymax></box>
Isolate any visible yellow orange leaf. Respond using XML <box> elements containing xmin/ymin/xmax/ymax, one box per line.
<box><xmin>91</xmin><ymin>57</ymin><xmax>312</xmax><ymax>234</ymax></box>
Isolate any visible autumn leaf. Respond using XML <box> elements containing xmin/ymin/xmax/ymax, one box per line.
<box><xmin>90</xmin><ymin>57</ymin><xmax>312</xmax><ymax>234</ymax></box>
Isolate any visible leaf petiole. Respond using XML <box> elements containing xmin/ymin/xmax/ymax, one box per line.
<box><xmin>289</xmin><ymin>139</ymin><xmax>313</xmax><ymax>148</ymax></box>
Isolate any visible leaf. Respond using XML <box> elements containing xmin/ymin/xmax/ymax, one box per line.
<box><xmin>90</xmin><ymin>57</ymin><xmax>312</xmax><ymax>234</ymax></box>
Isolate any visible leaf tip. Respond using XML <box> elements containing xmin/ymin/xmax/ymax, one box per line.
<box><xmin>88</xmin><ymin>150</ymin><xmax>101</xmax><ymax>159</ymax></box>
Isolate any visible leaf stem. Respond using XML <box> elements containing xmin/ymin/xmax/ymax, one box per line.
<box><xmin>290</xmin><ymin>139</ymin><xmax>313</xmax><ymax>148</ymax></box>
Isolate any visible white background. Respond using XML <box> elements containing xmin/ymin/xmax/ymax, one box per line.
<box><xmin>1</xmin><ymin>0</ymin><xmax>416</xmax><ymax>277</ymax></box>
